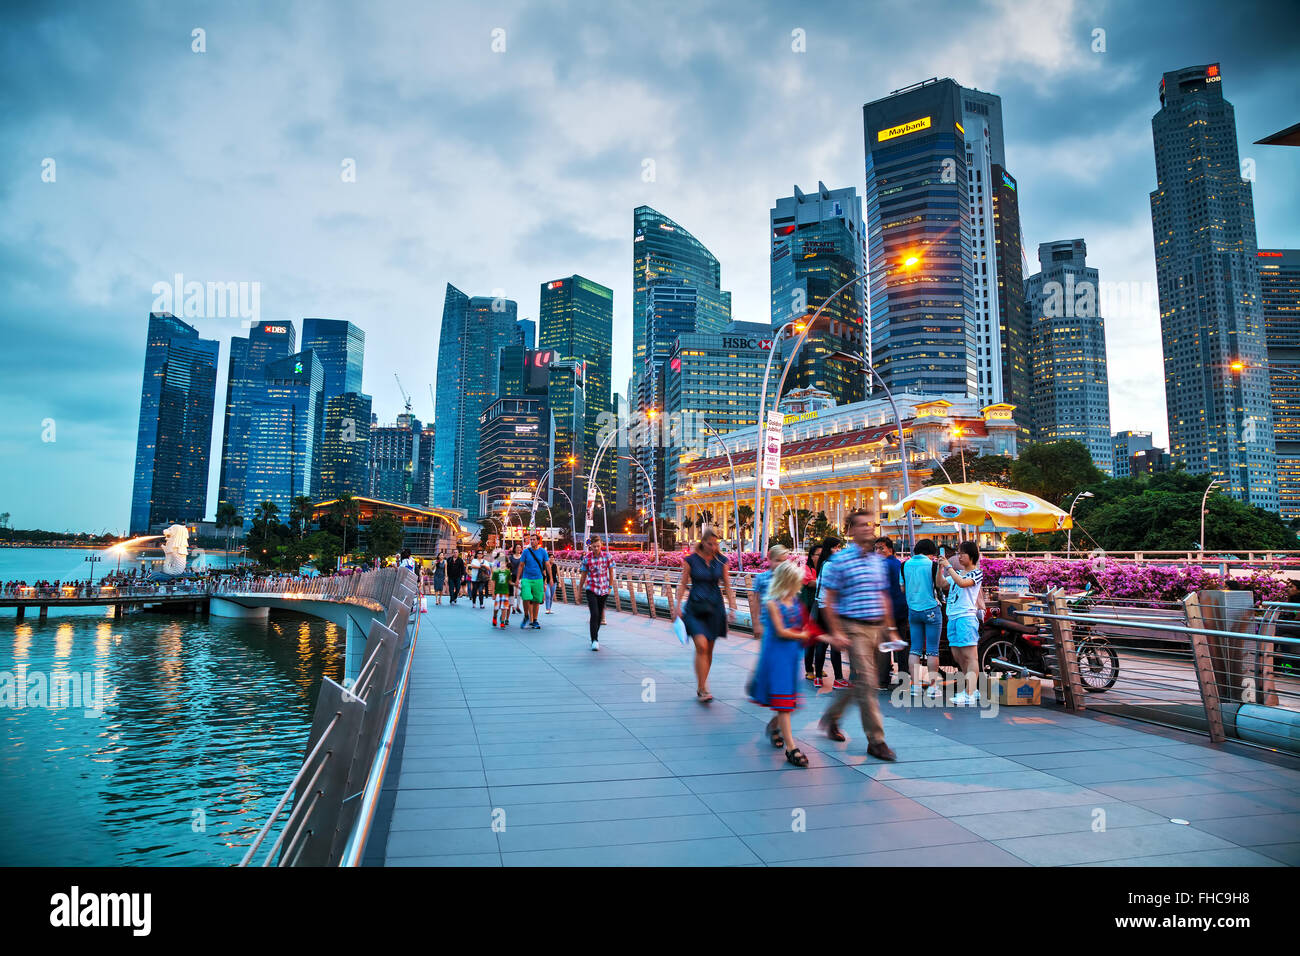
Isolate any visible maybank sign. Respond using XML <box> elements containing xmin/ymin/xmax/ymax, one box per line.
<box><xmin>878</xmin><ymin>116</ymin><xmax>932</xmax><ymax>142</ymax></box>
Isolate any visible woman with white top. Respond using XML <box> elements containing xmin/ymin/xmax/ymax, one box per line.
<box><xmin>939</xmin><ymin>540</ymin><xmax>983</xmax><ymax>704</ymax></box>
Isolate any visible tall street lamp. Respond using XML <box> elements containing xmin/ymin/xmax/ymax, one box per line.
<box><xmin>1199</xmin><ymin>478</ymin><xmax>1225</xmax><ymax>553</ymax></box>
<box><xmin>951</xmin><ymin>425</ymin><xmax>969</xmax><ymax>483</ymax></box>
<box><xmin>754</xmin><ymin>253</ymin><xmax>922</xmax><ymax>552</ymax></box>
<box><xmin>620</xmin><ymin>454</ymin><xmax>659</xmax><ymax>562</ymax></box>
<box><xmin>585</xmin><ymin>426</ymin><xmax>620</xmax><ymax>540</ymax></box>
<box><xmin>699</xmin><ymin>416</ymin><xmax>744</xmax><ymax>568</ymax></box>
<box><xmin>1066</xmin><ymin>490</ymin><xmax>1094</xmax><ymax>557</ymax></box>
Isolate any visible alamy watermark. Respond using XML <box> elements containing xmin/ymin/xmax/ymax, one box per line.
<box><xmin>150</xmin><ymin>273</ymin><xmax>260</xmax><ymax>325</ymax></box>
<box><xmin>1</xmin><ymin>669</ymin><xmax>108</xmax><ymax>717</ymax></box>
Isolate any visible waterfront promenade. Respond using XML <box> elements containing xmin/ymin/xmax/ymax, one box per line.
<box><xmin>372</xmin><ymin>598</ymin><xmax>1300</xmax><ymax>867</ymax></box>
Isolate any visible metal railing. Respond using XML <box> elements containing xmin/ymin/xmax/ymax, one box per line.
<box><xmin>1010</xmin><ymin>592</ymin><xmax>1300</xmax><ymax>754</ymax></box>
<box><xmin>238</xmin><ymin>567</ymin><xmax>420</xmax><ymax>867</ymax></box>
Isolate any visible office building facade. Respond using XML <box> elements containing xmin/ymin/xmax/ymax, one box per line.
<box><xmin>1259</xmin><ymin>248</ymin><xmax>1300</xmax><ymax>518</ymax></box>
<box><xmin>431</xmin><ymin>284</ymin><xmax>520</xmax><ymax>519</ymax></box>
<box><xmin>962</xmin><ymin>110</ymin><xmax>1004</xmax><ymax>407</ymax></box>
<box><xmin>130</xmin><ymin>313</ymin><xmax>220</xmax><ymax>535</ymax></box>
<box><xmin>318</xmin><ymin>391</ymin><xmax>372</xmax><ymax>500</ymax></box>
<box><xmin>990</xmin><ymin>164</ymin><xmax>1031</xmax><ymax>441</ymax></box>
<box><xmin>1150</xmin><ymin>64</ymin><xmax>1277</xmax><ymax>510</ymax></box>
<box><xmin>1026</xmin><ymin>240</ymin><xmax>1114</xmax><ymax>473</ymax></box>
<box><xmin>769</xmin><ymin>183</ymin><xmax>868</xmax><ymax>406</ymax></box>
<box><xmin>242</xmin><ymin>350</ymin><xmax>324</xmax><ymax>519</ymax></box>
<box><xmin>863</xmin><ymin>78</ymin><xmax>977</xmax><ymax>397</ymax></box>
<box><xmin>477</xmin><ymin>398</ymin><xmax>548</xmax><ymax>523</ymax></box>
<box><xmin>217</xmin><ymin>321</ymin><xmax>296</xmax><ymax>519</ymax></box>
<box><xmin>368</xmin><ymin>414</ymin><xmax>422</xmax><ymax>504</ymax></box>
<box><xmin>1111</xmin><ymin>430</ymin><xmax>1155</xmax><ymax>480</ymax></box>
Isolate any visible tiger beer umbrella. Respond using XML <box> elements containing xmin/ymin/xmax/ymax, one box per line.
<box><xmin>885</xmin><ymin>482</ymin><xmax>1071</xmax><ymax>532</ymax></box>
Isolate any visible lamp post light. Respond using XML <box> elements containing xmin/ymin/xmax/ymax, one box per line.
<box><xmin>621</xmin><ymin>454</ymin><xmax>659</xmax><ymax>562</ymax></box>
<box><xmin>551</xmin><ymin>486</ymin><xmax>577</xmax><ymax>546</ymax></box>
<box><xmin>84</xmin><ymin>554</ymin><xmax>102</xmax><ymax>585</ymax></box>
<box><xmin>1066</xmin><ymin>491</ymin><xmax>1094</xmax><ymax>557</ymax></box>
<box><xmin>585</xmin><ymin>426</ymin><xmax>620</xmax><ymax>540</ymax></box>
<box><xmin>1199</xmin><ymin>478</ymin><xmax>1225</xmax><ymax>553</ymax></box>
<box><xmin>579</xmin><ymin>474</ymin><xmax>611</xmax><ymax>545</ymax></box>
<box><xmin>951</xmin><ymin>425</ymin><xmax>969</xmax><ymax>483</ymax></box>
<box><xmin>754</xmin><ymin>254</ymin><xmax>923</xmax><ymax>555</ymax></box>
<box><xmin>699</xmin><ymin>416</ymin><xmax>744</xmax><ymax>569</ymax></box>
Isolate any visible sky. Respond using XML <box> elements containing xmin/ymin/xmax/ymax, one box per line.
<box><xmin>2</xmin><ymin>0</ymin><xmax>1298</xmax><ymax>533</ymax></box>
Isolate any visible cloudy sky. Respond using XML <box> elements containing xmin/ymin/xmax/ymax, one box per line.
<box><xmin>2</xmin><ymin>0</ymin><xmax>1298</xmax><ymax>532</ymax></box>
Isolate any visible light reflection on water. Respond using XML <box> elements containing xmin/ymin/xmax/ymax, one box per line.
<box><xmin>0</xmin><ymin>607</ymin><xmax>342</xmax><ymax>866</ymax></box>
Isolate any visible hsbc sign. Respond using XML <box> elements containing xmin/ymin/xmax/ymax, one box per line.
<box><xmin>721</xmin><ymin>336</ymin><xmax>773</xmax><ymax>351</ymax></box>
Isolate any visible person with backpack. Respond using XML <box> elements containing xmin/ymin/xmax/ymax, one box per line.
<box><xmin>515</xmin><ymin>532</ymin><xmax>550</xmax><ymax>629</ymax></box>
<box><xmin>903</xmin><ymin>538</ymin><xmax>944</xmax><ymax>699</ymax></box>
<box><xmin>447</xmin><ymin>551</ymin><xmax>466</xmax><ymax>604</ymax></box>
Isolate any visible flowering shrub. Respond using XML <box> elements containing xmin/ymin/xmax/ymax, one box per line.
<box><xmin>981</xmin><ymin>557</ymin><xmax>1289</xmax><ymax>607</ymax></box>
<box><xmin>550</xmin><ymin>548</ymin><xmax>772</xmax><ymax>571</ymax></box>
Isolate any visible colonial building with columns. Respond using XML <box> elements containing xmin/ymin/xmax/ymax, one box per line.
<box><xmin>673</xmin><ymin>394</ymin><xmax>1019</xmax><ymax>548</ymax></box>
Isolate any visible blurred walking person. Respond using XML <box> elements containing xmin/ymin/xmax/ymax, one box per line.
<box><xmin>671</xmin><ymin>529</ymin><xmax>738</xmax><ymax>703</ymax></box>
<box><xmin>748</xmin><ymin>560</ymin><xmax>812</xmax><ymax>768</ymax></box>
<box><xmin>817</xmin><ymin>510</ymin><xmax>899</xmax><ymax>761</ymax></box>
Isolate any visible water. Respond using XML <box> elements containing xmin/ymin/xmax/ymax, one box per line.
<box><xmin>0</xmin><ymin>548</ymin><xmax>341</xmax><ymax>866</ymax></box>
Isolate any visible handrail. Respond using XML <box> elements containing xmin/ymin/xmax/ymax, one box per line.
<box><xmin>1010</xmin><ymin>608</ymin><xmax>1300</xmax><ymax>646</ymax></box>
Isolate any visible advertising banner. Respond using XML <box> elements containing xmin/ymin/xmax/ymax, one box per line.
<box><xmin>760</xmin><ymin>410</ymin><xmax>784</xmax><ymax>490</ymax></box>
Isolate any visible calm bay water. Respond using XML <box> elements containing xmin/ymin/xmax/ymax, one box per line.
<box><xmin>0</xmin><ymin>548</ymin><xmax>341</xmax><ymax>866</ymax></box>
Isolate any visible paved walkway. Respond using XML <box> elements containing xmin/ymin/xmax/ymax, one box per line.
<box><xmin>375</xmin><ymin>597</ymin><xmax>1300</xmax><ymax>866</ymax></box>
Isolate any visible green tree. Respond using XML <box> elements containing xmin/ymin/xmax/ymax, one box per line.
<box><xmin>1009</xmin><ymin>440</ymin><xmax>1106</xmax><ymax>505</ymax></box>
<box><xmin>366</xmin><ymin>511</ymin><xmax>405</xmax><ymax>559</ymax></box>
<box><xmin>289</xmin><ymin>495</ymin><xmax>315</xmax><ymax>539</ymax></box>
<box><xmin>215</xmin><ymin>501</ymin><xmax>240</xmax><ymax>556</ymax></box>
<box><xmin>286</xmin><ymin>530</ymin><xmax>343</xmax><ymax>572</ymax></box>
<box><xmin>329</xmin><ymin>494</ymin><xmax>360</xmax><ymax>557</ymax></box>
<box><xmin>805</xmin><ymin>510</ymin><xmax>831</xmax><ymax>544</ymax></box>
<box><xmin>736</xmin><ymin>504</ymin><xmax>754</xmax><ymax>549</ymax></box>
<box><xmin>924</xmin><ymin>453</ymin><xmax>1013</xmax><ymax>487</ymax></box>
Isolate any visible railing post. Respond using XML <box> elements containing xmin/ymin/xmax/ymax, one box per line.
<box><xmin>645</xmin><ymin>579</ymin><xmax>657</xmax><ymax>620</ymax></box>
<box><xmin>1182</xmin><ymin>593</ymin><xmax>1227</xmax><ymax>743</ymax></box>
<box><xmin>1048</xmin><ymin>593</ymin><xmax>1086</xmax><ymax>711</ymax></box>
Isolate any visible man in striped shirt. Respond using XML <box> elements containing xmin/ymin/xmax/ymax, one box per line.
<box><xmin>816</xmin><ymin>510</ymin><xmax>899</xmax><ymax>761</ymax></box>
<box><xmin>578</xmin><ymin>536</ymin><xmax>616</xmax><ymax>651</ymax></box>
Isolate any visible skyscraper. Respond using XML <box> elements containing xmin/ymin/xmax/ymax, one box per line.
<box><xmin>242</xmin><ymin>350</ymin><xmax>324</xmax><ymax>519</ymax></box>
<box><xmin>1111</xmin><ymin>430</ymin><xmax>1155</xmax><ymax>480</ymax></box>
<box><xmin>301</xmin><ymin>318</ymin><xmax>365</xmax><ymax>492</ymax></box>
<box><xmin>218</xmin><ymin>321</ymin><xmax>296</xmax><ymax>519</ymax></box>
<box><xmin>431</xmin><ymin>284</ymin><xmax>520</xmax><ymax>519</ymax></box>
<box><xmin>1150</xmin><ymin>64</ymin><xmax>1277</xmax><ymax>510</ymax></box>
<box><xmin>962</xmin><ymin>104</ymin><xmax>1004</xmax><ymax>407</ymax></box>
<box><xmin>863</xmin><ymin>79</ymin><xmax>976</xmax><ymax>396</ymax></box>
<box><xmin>368</xmin><ymin>414</ymin><xmax>421</xmax><ymax>503</ymax></box>
<box><xmin>540</xmin><ymin>275</ymin><xmax>614</xmax><ymax>494</ymax></box>
<box><xmin>769</xmin><ymin>183</ymin><xmax>868</xmax><ymax>406</ymax></box>
<box><xmin>130</xmin><ymin>313</ymin><xmax>220</xmax><ymax>535</ymax></box>
<box><xmin>1259</xmin><ymin>248</ymin><xmax>1300</xmax><ymax>518</ymax></box>
<box><xmin>633</xmin><ymin>205</ymin><xmax>731</xmax><ymax>371</ymax></box>
<box><xmin>1026</xmin><ymin>240</ymin><xmax>1113</xmax><ymax>473</ymax></box>
<box><xmin>990</xmin><ymin>164</ymin><xmax>1031</xmax><ymax>440</ymax></box>
<box><xmin>318</xmin><ymin>391</ymin><xmax>372</xmax><ymax>500</ymax></box>
<box><xmin>517</xmin><ymin>318</ymin><xmax>536</xmax><ymax>350</ymax></box>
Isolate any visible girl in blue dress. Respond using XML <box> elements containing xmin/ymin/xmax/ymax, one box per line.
<box><xmin>749</xmin><ymin>560</ymin><xmax>811</xmax><ymax>768</ymax></box>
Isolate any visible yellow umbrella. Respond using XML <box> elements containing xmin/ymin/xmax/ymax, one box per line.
<box><xmin>886</xmin><ymin>482</ymin><xmax>1071</xmax><ymax>532</ymax></box>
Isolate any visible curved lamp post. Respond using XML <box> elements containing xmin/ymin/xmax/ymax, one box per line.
<box><xmin>699</xmin><ymin>416</ymin><xmax>744</xmax><ymax>569</ymax></box>
<box><xmin>1199</xmin><ymin>478</ymin><xmax>1224</xmax><ymax>553</ymax></box>
<box><xmin>754</xmin><ymin>255</ymin><xmax>921</xmax><ymax>553</ymax></box>
<box><xmin>1065</xmin><ymin>491</ymin><xmax>1094</xmax><ymax>557</ymax></box>
<box><xmin>585</xmin><ymin>427</ymin><xmax>620</xmax><ymax>540</ymax></box>
<box><xmin>620</xmin><ymin>454</ymin><xmax>659</xmax><ymax>562</ymax></box>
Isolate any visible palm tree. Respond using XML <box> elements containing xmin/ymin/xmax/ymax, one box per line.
<box><xmin>215</xmin><ymin>502</ymin><xmax>240</xmax><ymax>557</ymax></box>
<box><xmin>331</xmin><ymin>493</ymin><xmax>360</xmax><ymax>558</ymax></box>
<box><xmin>736</xmin><ymin>504</ymin><xmax>754</xmax><ymax>550</ymax></box>
<box><xmin>289</xmin><ymin>495</ymin><xmax>314</xmax><ymax>539</ymax></box>
<box><xmin>254</xmin><ymin>500</ymin><xmax>280</xmax><ymax>536</ymax></box>
<box><xmin>0</xmin><ymin>512</ymin><xmax>10</xmax><ymax>530</ymax></box>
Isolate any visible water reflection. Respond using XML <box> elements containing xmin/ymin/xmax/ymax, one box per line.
<box><xmin>0</xmin><ymin>609</ymin><xmax>343</xmax><ymax>866</ymax></box>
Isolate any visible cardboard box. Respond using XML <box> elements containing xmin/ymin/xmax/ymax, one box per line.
<box><xmin>991</xmin><ymin>675</ymin><xmax>1041</xmax><ymax>706</ymax></box>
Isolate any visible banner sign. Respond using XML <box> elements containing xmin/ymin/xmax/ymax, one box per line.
<box><xmin>760</xmin><ymin>410</ymin><xmax>784</xmax><ymax>490</ymax></box>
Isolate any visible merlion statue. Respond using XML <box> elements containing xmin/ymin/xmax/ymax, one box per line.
<box><xmin>161</xmin><ymin>524</ymin><xmax>190</xmax><ymax>575</ymax></box>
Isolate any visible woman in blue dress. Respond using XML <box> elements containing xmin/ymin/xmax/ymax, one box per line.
<box><xmin>671</xmin><ymin>528</ymin><xmax>738</xmax><ymax>703</ymax></box>
<box><xmin>748</xmin><ymin>560</ymin><xmax>811</xmax><ymax>768</ymax></box>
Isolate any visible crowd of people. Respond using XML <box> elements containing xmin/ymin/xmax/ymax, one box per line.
<box><xmin>411</xmin><ymin>514</ymin><xmax>995</xmax><ymax>769</ymax></box>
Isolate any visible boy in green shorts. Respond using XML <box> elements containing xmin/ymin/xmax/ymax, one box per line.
<box><xmin>491</xmin><ymin>559</ymin><xmax>513</xmax><ymax>628</ymax></box>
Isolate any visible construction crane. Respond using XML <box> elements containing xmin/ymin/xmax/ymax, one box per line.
<box><xmin>394</xmin><ymin>373</ymin><xmax>412</xmax><ymax>415</ymax></box>
<box><xmin>428</xmin><ymin>384</ymin><xmax>436</xmax><ymax>416</ymax></box>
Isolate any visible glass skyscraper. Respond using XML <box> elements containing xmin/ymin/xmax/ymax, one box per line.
<box><xmin>431</xmin><ymin>284</ymin><xmax>520</xmax><ymax>519</ymax></box>
<box><xmin>1150</xmin><ymin>64</ymin><xmax>1277</xmax><ymax>510</ymax></box>
<box><xmin>218</xmin><ymin>321</ymin><xmax>296</xmax><ymax>519</ymax></box>
<box><xmin>1259</xmin><ymin>248</ymin><xmax>1300</xmax><ymax>518</ymax></box>
<box><xmin>540</xmin><ymin>274</ymin><xmax>614</xmax><ymax>494</ymax></box>
<box><xmin>863</xmin><ymin>78</ymin><xmax>976</xmax><ymax>397</ymax></box>
<box><xmin>1026</xmin><ymin>240</ymin><xmax>1113</xmax><ymax>473</ymax></box>
<box><xmin>368</xmin><ymin>414</ymin><xmax>421</xmax><ymax>503</ymax></box>
<box><xmin>632</xmin><ymin>206</ymin><xmax>732</xmax><ymax>371</ymax></box>
<box><xmin>990</xmin><ymin>164</ymin><xmax>1031</xmax><ymax>440</ymax></box>
<box><xmin>242</xmin><ymin>350</ymin><xmax>324</xmax><ymax>519</ymax></box>
<box><xmin>769</xmin><ymin>182</ymin><xmax>867</xmax><ymax>406</ymax></box>
<box><xmin>301</xmin><ymin>318</ymin><xmax>365</xmax><ymax>493</ymax></box>
<box><xmin>130</xmin><ymin>313</ymin><xmax>220</xmax><ymax>535</ymax></box>
<box><xmin>318</xmin><ymin>391</ymin><xmax>372</xmax><ymax>500</ymax></box>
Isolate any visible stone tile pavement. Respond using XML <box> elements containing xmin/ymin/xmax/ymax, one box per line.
<box><xmin>371</xmin><ymin>596</ymin><xmax>1300</xmax><ymax>867</ymax></box>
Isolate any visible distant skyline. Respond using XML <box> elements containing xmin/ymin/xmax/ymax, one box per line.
<box><xmin>2</xmin><ymin>0</ymin><xmax>1298</xmax><ymax>530</ymax></box>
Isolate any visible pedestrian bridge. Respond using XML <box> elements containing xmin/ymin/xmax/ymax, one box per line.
<box><xmin>363</xmin><ymin>592</ymin><xmax>1300</xmax><ymax>867</ymax></box>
